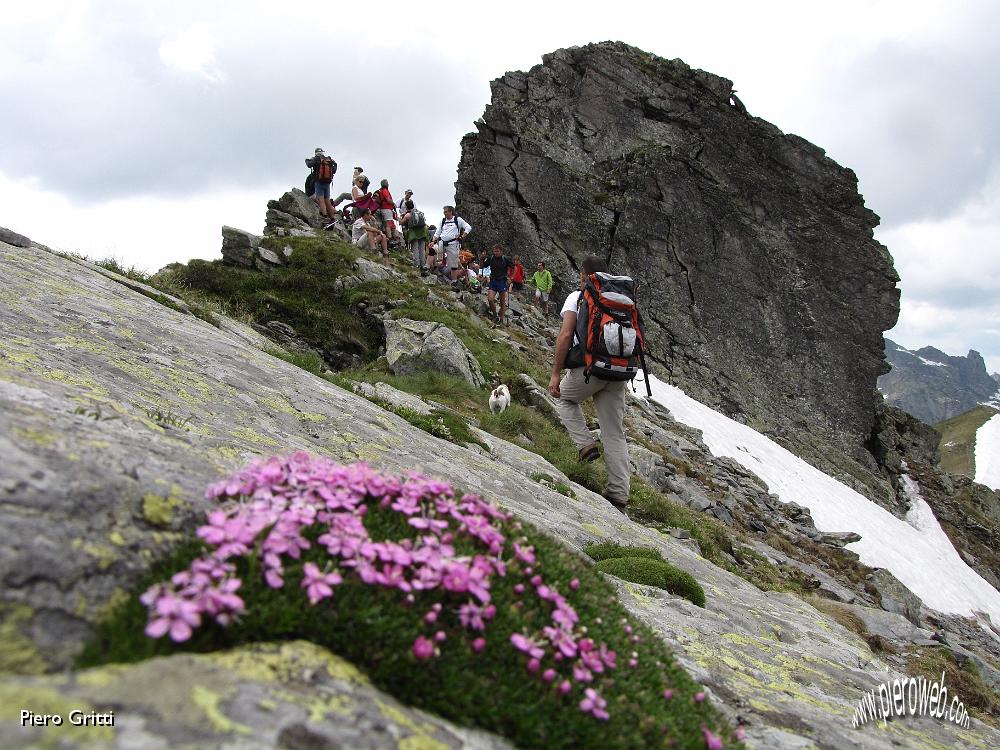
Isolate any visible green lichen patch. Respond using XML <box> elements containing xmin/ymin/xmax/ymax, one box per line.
<box><xmin>142</xmin><ymin>492</ymin><xmax>184</xmax><ymax>528</ymax></box>
<box><xmin>0</xmin><ymin>603</ymin><xmax>49</xmax><ymax>674</ymax></box>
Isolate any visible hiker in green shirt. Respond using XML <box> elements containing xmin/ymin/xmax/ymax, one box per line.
<box><xmin>531</xmin><ymin>261</ymin><xmax>554</xmax><ymax>314</ymax></box>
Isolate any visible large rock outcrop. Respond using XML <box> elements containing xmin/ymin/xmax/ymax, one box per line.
<box><xmin>456</xmin><ymin>42</ymin><xmax>900</xmax><ymax>501</ymax></box>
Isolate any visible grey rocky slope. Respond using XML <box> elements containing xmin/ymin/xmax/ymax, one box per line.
<box><xmin>880</xmin><ymin>338</ymin><xmax>1000</xmax><ymax>424</ymax></box>
<box><xmin>3</xmin><ymin>236</ymin><xmax>999</xmax><ymax>749</ymax></box>
<box><xmin>456</xmin><ymin>42</ymin><xmax>902</xmax><ymax>505</ymax></box>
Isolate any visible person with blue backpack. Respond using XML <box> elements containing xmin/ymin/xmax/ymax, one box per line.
<box><xmin>548</xmin><ymin>255</ymin><xmax>651</xmax><ymax>512</ymax></box>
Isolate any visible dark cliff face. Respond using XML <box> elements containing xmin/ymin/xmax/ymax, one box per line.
<box><xmin>880</xmin><ymin>339</ymin><xmax>1000</xmax><ymax>424</ymax></box>
<box><xmin>456</xmin><ymin>42</ymin><xmax>900</xmax><ymax>497</ymax></box>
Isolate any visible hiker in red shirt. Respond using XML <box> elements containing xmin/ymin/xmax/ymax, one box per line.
<box><xmin>375</xmin><ymin>179</ymin><xmax>399</xmax><ymax>246</ymax></box>
<box><xmin>510</xmin><ymin>255</ymin><xmax>526</xmax><ymax>294</ymax></box>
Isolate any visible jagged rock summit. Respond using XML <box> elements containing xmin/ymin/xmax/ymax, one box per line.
<box><xmin>457</xmin><ymin>41</ymin><xmax>900</xmax><ymax>499</ymax></box>
<box><xmin>880</xmin><ymin>338</ymin><xmax>1000</xmax><ymax>424</ymax></box>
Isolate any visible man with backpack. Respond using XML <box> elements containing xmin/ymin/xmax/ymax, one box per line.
<box><xmin>400</xmin><ymin>199</ymin><xmax>429</xmax><ymax>272</ymax></box>
<box><xmin>430</xmin><ymin>206</ymin><xmax>472</xmax><ymax>282</ymax></box>
<box><xmin>304</xmin><ymin>148</ymin><xmax>337</xmax><ymax>221</ymax></box>
<box><xmin>548</xmin><ymin>256</ymin><xmax>651</xmax><ymax>512</ymax></box>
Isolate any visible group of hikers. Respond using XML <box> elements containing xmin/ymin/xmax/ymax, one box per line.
<box><xmin>305</xmin><ymin>147</ymin><xmax>650</xmax><ymax>512</ymax></box>
<box><xmin>305</xmin><ymin>148</ymin><xmax>558</xmax><ymax>325</ymax></box>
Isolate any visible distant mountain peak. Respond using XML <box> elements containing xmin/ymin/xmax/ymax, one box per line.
<box><xmin>879</xmin><ymin>340</ymin><xmax>998</xmax><ymax>424</ymax></box>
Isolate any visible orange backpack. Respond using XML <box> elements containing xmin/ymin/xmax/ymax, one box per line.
<box><xmin>566</xmin><ymin>272</ymin><xmax>651</xmax><ymax>395</ymax></box>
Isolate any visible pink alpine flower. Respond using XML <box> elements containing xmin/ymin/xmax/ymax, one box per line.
<box><xmin>301</xmin><ymin>562</ymin><xmax>342</xmax><ymax>605</ymax></box>
<box><xmin>702</xmin><ymin>726</ymin><xmax>724</xmax><ymax>750</ymax></box>
<box><xmin>412</xmin><ymin>635</ymin><xmax>435</xmax><ymax>660</ymax></box>
<box><xmin>579</xmin><ymin>688</ymin><xmax>609</xmax><ymax>721</ymax></box>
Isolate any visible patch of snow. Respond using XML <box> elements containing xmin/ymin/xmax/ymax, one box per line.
<box><xmin>642</xmin><ymin>374</ymin><xmax>1000</xmax><ymax>627</ymax></box>
<box><xmin>917</xmin><ymin>356</ymin><xmax>947</xmax><ymax>367</ymax></box>
<box><xmin>974</xmin><ymin>413</ymin><xmax>1000</xmax><ymax>491</ymax></box>
<box><xmin>982</xmin><ymin>385</ymin><xmax>1000</xmax><ymax>409</ymax></box>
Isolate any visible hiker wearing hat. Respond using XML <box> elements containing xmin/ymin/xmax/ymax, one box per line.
<box><xmin>304</xmin><ymin>148</ymin><xmax>338</xmax><ymax>220</ymax></box>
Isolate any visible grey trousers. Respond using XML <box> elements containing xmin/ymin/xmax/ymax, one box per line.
<box><xmin>409</xmin><ymin>239</ymin><xmax>426</xmax><ymax>268</ymax></box>
<box><xmin>554</xmin><ymin>368</ymin><xmax>630</xmax><ymax>502</ymax></box>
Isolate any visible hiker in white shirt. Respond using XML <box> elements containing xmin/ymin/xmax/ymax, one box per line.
<box><xmin>430</xmin><ymin>205</ymin><xmax>472</xmax><ymax>282</ymax></box>
<box><xmin>397</xmin><ymin>189</ymin><xmax>413</xmax><ymax>215</ymax></box>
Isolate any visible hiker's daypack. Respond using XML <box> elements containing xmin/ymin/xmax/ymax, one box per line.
<box><xmin>304</xmin><ymin>172</ymin><xmax>315</xmax><ymax>195</ymax></box>
<box><xmin>566</xmin><ymin>272</ymin><xmax>651</xmax><ymax>396</ymax></box>
<box><xmin>314</xmin><ymin>156</ymin><xmax>336</xmax><ymax>183</ymax></box>
<box><xmin>409</xmin><ymin>209</ymin><xmax>426</xmax><ymax>228</ymax></box>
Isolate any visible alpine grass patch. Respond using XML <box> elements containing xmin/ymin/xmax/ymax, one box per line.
<box><xmin>79</xmin><ymin>454</ymin><xmax>739</xmax><ymax>749</ymax></box>
<box><xmin>584</xmin><ymin>541</ymin><xmax>665</xmax><ymax>563</ymax></box>
<box><xmin>584</xmin><ymin>542</ymin><xmax>706</xmax><ymax>607</ymax></box>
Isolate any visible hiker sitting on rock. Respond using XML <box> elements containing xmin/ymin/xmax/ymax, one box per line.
<box><xmin>351</xmin><ymin>208</ymin><xmax>389</xmax><ymax>259</ymax></box>
<box><xmin>305</xmin><ymin>147</ymin><xmax>338</xmax><ymax>221</ymax></box>
<box><xmin>333</xmin><ymin>166</ymin><xmax>364</xmax><ymax>208</ymax></box>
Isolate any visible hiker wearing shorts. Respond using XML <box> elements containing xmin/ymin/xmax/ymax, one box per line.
<box><xmin>304</xmin><ymin>148</ymin><xmax>337</xmax><ymax>220</ymax></box>
<box><xmin>532</xmin><ymin>261</ymin><xmax>554</xmax><ymax>313</ymax></box>
<box><xmin>549</xmin><ymin>255</ymin><xmax>630</xmax><ymax>510</ymax></box>
<box><xmin>430</xmin><ymin>206</ymin><xmax>472</xmax><ymax>282</ymax></box>
<box><xmin>483</xmin><ymin>244</ymin><xmax>514</xmax><ymax>326</ymax></box>
<box><xmin>375</xmin><ymin>179</ymin><xmax>399</xmax><ymax>245</ymax></box>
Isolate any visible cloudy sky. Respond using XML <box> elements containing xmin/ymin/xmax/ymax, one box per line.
<box><xmin>2</xmin><ymin>0</ymin><xmax>998</xmax><ymax>372</ymax></box>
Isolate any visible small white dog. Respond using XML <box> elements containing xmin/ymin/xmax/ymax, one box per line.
<box><xmin>489</xmin><ymin>382</ymin><xmax>511</xmax><ymax>414</ymax></box>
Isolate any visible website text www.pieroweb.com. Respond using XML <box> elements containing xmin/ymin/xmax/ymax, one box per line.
<box><xmin>853</xmin><ymin>672</ymin><xmax>971</xmax><ymax>730</ymax></box>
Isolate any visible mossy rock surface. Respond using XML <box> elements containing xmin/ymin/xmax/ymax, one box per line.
<box><xmin>596</xmin><ymin>556</ymin><xmax>706</xmax><ymax>608</ymax></box>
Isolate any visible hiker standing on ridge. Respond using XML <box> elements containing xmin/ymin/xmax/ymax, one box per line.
<box><xmin>305</xmin><ymin>148</ymin><xmax>337</xmax><ymax>221</ymax></box>
<box><xmin>401</xmin><ymin>200</ymin><xmax>429</xmax><ymax>273</ymax></box>
<box><xmin>430</xmin><ymin>206</ymin><xmax>471</xmax><ymax>283</ymax></box>
<box><xmin>531</xmin><ymin>261</ymin><xmax>554</xmax><ymax>314</ymax></box>
<box><xmin>397</xmin><ymin>189</ymin><xmax>413</xmax><ymax>215</ymax></box>
<box><xmin>549</xmin><ymin>255</ymin><xmax>649</xmax><ymax>512</ymax></box>
<box><xmin>483</xmin><ymin>244</ymin><xmax>514</xmax><ymax>326</ymax></box>
<box><xmin>374</xmin><ymin>180</ymin><xmax>399</xmax><ymax>246</ymax></box>
<box><xmin>510</xmin><ymin>255</ymin><xmax>526</xmax><ymax>295</ymax></box>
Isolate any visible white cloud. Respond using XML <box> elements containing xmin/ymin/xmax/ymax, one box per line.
<box><xmin>159</xmin><ymin>23</ymin><xmax>225</xmax><ymax>83</ymax></box>
<box><xmin>1</xmin><ymin>0</ymin><xmax>999</xmax><ymax>369</ymax></box>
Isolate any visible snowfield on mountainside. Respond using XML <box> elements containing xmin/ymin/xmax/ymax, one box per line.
<box><xmin>642</xmin><ymin>374</ymin><xmax>1000</xmax><ymax>627</ymax></box>
<box><xmin>975</xmin><ymin>412</ymin><xmax>1000</xmax><ymax>491</ymax></box>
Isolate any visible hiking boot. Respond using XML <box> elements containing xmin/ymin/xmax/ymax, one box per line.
<box><xmin>603</xmin><ymin>493</ymin><xmax>629</xmax><ymax>512</ymax></box>
<box><xmin>578</xmin><ymin>443</ymin><xmax>601</xmax><ymax>462</ymax></box>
